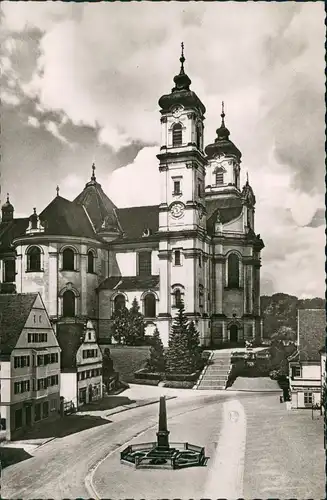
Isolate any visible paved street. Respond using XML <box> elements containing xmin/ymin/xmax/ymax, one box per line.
<box><xmin>2</xmin><ymin>387</ymin><xmax>325</xmax><ymax>499</ymax></box>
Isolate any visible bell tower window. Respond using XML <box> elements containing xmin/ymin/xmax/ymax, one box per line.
<box><xmin>173</xmin><ymin>180</ymin><xmax>181</xmax><ymax>195</ymax></box>
<box><xmin>215</xmin><ymin>170</ymin><xmax>224</xmax><ymax>185</ymax></box>
<box><xmin>172</xmin><ymin>123</ymin><xmax>182</xmax><ymax>147</ymax></box>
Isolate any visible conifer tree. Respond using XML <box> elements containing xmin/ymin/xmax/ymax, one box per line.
<box><xmin>166</xmin><ymin>301</ymin><xmax>193</xmax><ymax>374</ymax></box>
<box><xmin>112</xmin><ymin>306</ymin><xmax>129</xmax><ymax>344</ymax></box>
<box><xmin>126</xmin><ymin>297</ymin><xmax>145</xmax><ymax>345</ymax></box>
<box><xmin>146</xmin><ymin>327</ymin><xmax>166</xmax><ymax>373</ymax></box>
<box><xmin>187</xmin><ymin>320</ymin><xmax>203</xmax><ymax>371</ymax></box>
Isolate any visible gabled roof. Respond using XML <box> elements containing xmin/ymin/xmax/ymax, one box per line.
<box><xmin>98</xmin><ymin>275</ymin><xmax>160</xmax><ymax>291</ymax></box>
<box><xmin>206</xmin><ymin>196</ymin><xmax>243</xmax><ymax>234</ymax></box>
<box><xmin>74</xmin><ymin>179</ymin><xmax>118</xmax><ymax>232</ymax></box>
<box><xmin>115</xmin><ymin>205</ymin><xmax>159</xmax><ymax>241</ymax></box>
<box><xmin>0</xmin><ymin>293</ymin><xmax>38</xmax><ymax>356</ymax></box>
<box><xmin>56</xmin><ymin>322</ymin><xmax>85</xmax><ymax>372</ymax></box>
<box><xmin>39</xmin><ymin>195</ymin><xmax>97</xmax><ymax>239</ymax></box>
<box><xmin>298</xmin><ymin>309</ymin><xmax>326</xmax><ymax>362</ymax></box>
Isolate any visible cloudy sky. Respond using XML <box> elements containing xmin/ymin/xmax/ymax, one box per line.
<box><xmin>0</xmin><ymin>2</ymin><xmax>325</xmax><ymax>298</ymax></box>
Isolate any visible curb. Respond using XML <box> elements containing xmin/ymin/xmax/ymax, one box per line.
<box><xmin>105</xmin><ymin>395</ymin><xmax>176</xmax><ymax>417</ymax></box>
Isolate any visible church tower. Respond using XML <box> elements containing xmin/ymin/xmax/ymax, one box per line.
<box><xmin>204</xmin><ymin>105</ymin><xmax>264</xmax><ymax>345</ymax></box>
<box><xmin>156</xmin><ymin>45</ymin><xmax>210</xmax><ymax>346</ymax></box>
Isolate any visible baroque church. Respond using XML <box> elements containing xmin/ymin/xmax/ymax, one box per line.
<box><xmin>0</xmin><ymin>49</ymin><xmax>264</xmax><ymax>347</ymax></box>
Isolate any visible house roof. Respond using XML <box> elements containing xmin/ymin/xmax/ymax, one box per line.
<box><xmin>98</xmin><ymin>275</ymin><xmax>160</xmax><ymax>291</ymax></box>
<box><xmin>206</xmin><ymin>196</ymin><xmax>243</xmax><ymax>234</ymax></box>
<box><xmin>74</xmin><ymin>179</ymin><xmax>118</xmax><ymax>232</ymax></box>
<box><xmin>0</xmin><ymin>293</ymin><xmax>37</xmax><ymax>356</ymax></box>
<box><xmin>298</xmin><ymin>309</ymin><xmax>326</xmax><ymax>362</ymax></box>
<box><xmin>115</xmin><ymin>205</ymin><xmax>159</xmax><ymax>240</ymax></box>
<box><xmin>56</xmin><ymin>322</ymin><xmax>85</xmax><ymax>372</ymax></box>
<box><xmin>39</xmin><ymin>195</ymin><xmax>97</xmax><ymax>239</ymax></box>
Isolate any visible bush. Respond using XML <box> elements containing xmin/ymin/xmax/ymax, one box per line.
<box><xmin>162</xmin><ymin>380</ymin><xmax>194</xmax><ymax>389</ymax></box>
<box><xmin>146</xmin><ymin>327</ymin><xmax>166</xmax><ymax>373</ymax></box>
<box><xmin>165</xmin><ymin>371</ymin><xmax>200</xmax><ymax>382</ymax></box>
<box><xmin>134</xmin><ymin>368</ymin><xmax>163</xmax><ymax>381</ymax></box>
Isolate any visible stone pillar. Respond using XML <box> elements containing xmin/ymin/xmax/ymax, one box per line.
<box><xmin>80</xmin><ymin>246</ymin><xmax>87</xmax><ymax>316</ymax></box>
<box><xmin>48</xmin><ymin>250</ymin><xmax>58</xmax><ymax>317</ymax></box>
<box><xmin>15</xmin><ymin>251</ymin><xmax>22</xmax><ymax>293</ymax></box>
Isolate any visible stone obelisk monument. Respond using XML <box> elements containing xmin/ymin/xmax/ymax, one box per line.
<box><xmin>156</xmin><ymin>396</ymin><xmax>170</xmax><ymax>450</ymax></box>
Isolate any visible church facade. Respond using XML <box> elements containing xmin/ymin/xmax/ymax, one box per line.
<box><xmin>0</xmin><ymin>50</ymin><xmax>264</xmax><ymax>347</ymax></box>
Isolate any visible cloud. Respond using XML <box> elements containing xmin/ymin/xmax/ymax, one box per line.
<box><xmin>44</xmin><ymin>120</ymin><xmax>68</xmax><ymax>144</ymax></box>
<box><xmin>0</xmin><ymin>90</ymin><xmax>20</xmax><ymax>105</ymax></box>
<box><xmin>0</xmin><ymin>1</ymin><xmax>324</xmax><ymax>298</ymax></box>
<box><xmin>106</xmin><ymin>146</ymin><xmax>160</xmax><ymax>207</ymax></box>
<box><xmin>27</xmin><ymin>115</ymin><xmax>40</xmax><ymax>128</ymax></box>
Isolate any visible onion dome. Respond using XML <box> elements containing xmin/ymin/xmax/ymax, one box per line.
<box><xmin>158</xmin><ymin>43</ymin><xmax>206</xmax><ymax>116</ymax></box>
<box><xmin>241</xmin><ymin>173</ymin><xmax>256</xmax><ymax>206</ymax></box>
<box><xmin>205</xmin><ymin>102</ymin><xmax>241</xmax><ymax>160</ymax></box>
<box><xmin>1</xmin><ymin>193</ymin><xmax>14</xmax><ymax>222</ymax></box>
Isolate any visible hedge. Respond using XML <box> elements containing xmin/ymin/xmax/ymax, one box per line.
<box><xmin>165</xmin><ymin>371</ymin><xmax>201</xmax><ymax>382</ymax></box>
<box><xmin>134</xmin><ymin>368</ymin><xmax>164</xmax><ymax>381</ymax></box>
<box><xmin>162</xmin><ymin>380</ymin><xmax>195</xmax><ymax>389</ymax></box>
<box><xmin>131</xmin><ymin>379</ymin><xmax>160</xmax><ymax>386</ymax></box>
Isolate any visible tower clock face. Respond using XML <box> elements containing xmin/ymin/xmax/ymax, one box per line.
<box><xmin>170</xmin><ymin>202</ymin><xmax>185</xmax><ymax>219</ymax></box>
<box><xmin>172</xmin><ymin>105</ymin><xmax>183</xmax><ymax>118</ymax></box>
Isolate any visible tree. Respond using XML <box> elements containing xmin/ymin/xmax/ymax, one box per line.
<box><xmin>112</xmin><ymin>306</ymin><xmax>129</xmax><ymax>344</ymax></box>
<box><xmin>271</xmin><ymin>326</ymin><xmax>296</xmax><ymax>343</ymax></box>
<box><xmin>166</xmin><ymin>302</ymin><xmax>194</xmax><ymax>374</ymax></box>
<box><xmin>146</xmin><ymin>327</ymin><xmax>166</xmax><ymax>373</ymax></box>
<box><xmin>187</xmin><ymin>321</ymin><xmax>203</xmax><ymax>371</ymax></box>
<box><xmin>111</xmin><ymin>298</ymin><xmax>145</xmax><ymax>345</ymax></box>
<box><xmin>126</xmin><ymin>297</ymin><xmax>145</xmax><ymax>346</ymax></box>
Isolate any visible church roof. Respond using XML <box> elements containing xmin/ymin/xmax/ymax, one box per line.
<box><xmin>0</xmin><ymin>218</ymin><xmax>29</xmax><ymax>252</ymax></box>
<box><xmin>0</xmin><ymin>293</ymin><xmax>38</xmax><ymax>357</ymax></box>
<box><xmin>39</xmin><ymin>195</ymin><xmax>97</xmax><ymax>239</ymax></box>
<box><xmin>74</xmin><ymin>166</ymin><xmax>118</xmax><ymax>232</ymax></box>
<box><xmin>297</xmin><ymin>309</ymin><xmax>326</xmax><ymax>362</ymax></box>
<box><xmin>98</xmin><ymin>275</ymin><xmax>160</xmax><ymax>291</ymax></box>
<box><xmin>115</xmin><ymin>205</ymin><xmax>159</xmax><ymax>241</ymax></box>
<box><xmin>206</xmin><ymin>197</ymin><xmax>243</xmax><ymax>234</ymax></box>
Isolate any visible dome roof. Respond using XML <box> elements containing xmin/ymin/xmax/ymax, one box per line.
<box><xmin>205</xmin><ymin>103</ymin><xmax>241</xmax><ymax>160</ymax></box>
<box><xmin>158</xmin><ymin>44</ymin><xmax>206</xmax><ymax>116</ymax></box>
<box><xmin>2</xmin><ymin>194</ymin><xmax>14</xmax><ymax>212</ymax></box>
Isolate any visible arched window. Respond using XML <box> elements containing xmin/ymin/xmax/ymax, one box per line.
<box><xmin>62</xmin><ymin>290</ymin><xmax>75</xmax><ymax>317</ymax></box>
<box><xmin>228</xmin><ymin>253</ymin><xmax>240</xmax><ymax>288</ymax></box>
<box><xmin>114</xmin><ymin>294</ymin><xmax>126</xmax><ymax>313</ymax></box>
<box><xmin>144</xmin><ymin>294</ymin><xmax>156</xmax><ymax>318</ymax></box>
<box><xmin>62</xmin><ymin>248</ymin><xmax>75</xmax><ymax>271</ymax></box>
<box><xmin>172</xmin><ymin>123</ymin><xmax>182</xmax><ymax>147</ymax></box>
<box><xmin>215</xmin><ymin>170</ymin><xmax>224</xmax><ymax>185</ymax></box>
<box><xmin>27</xmin><ymin>246</ymin><xmax>41</xmax><ymax>272</ymax></box>
<box><xmin>87</xmin><ymin>251</ymin><xmax>94</xmax><ymax>273</ymax></box>
<box><xmin>174</xmin><ymin>289</ymin><xmax>182</xmax><ymax>308</ymax></box>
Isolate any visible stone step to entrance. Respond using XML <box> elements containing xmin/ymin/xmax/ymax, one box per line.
<box><xmin>198</xmin><ymin>378</ymin><xmax>228</xmax><ymax>386</ymax></box>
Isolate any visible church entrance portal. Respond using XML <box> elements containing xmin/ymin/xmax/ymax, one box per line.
<box><xmin>230</xmin><ymin>325</ymin><xmax>238</xmax><ymax>343</ymax></box>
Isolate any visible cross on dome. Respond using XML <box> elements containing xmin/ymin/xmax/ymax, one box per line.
<box><xmin>91</xmin><ymin>162</ymin><xmax>96</xmax><ymax>182</ymax></box>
